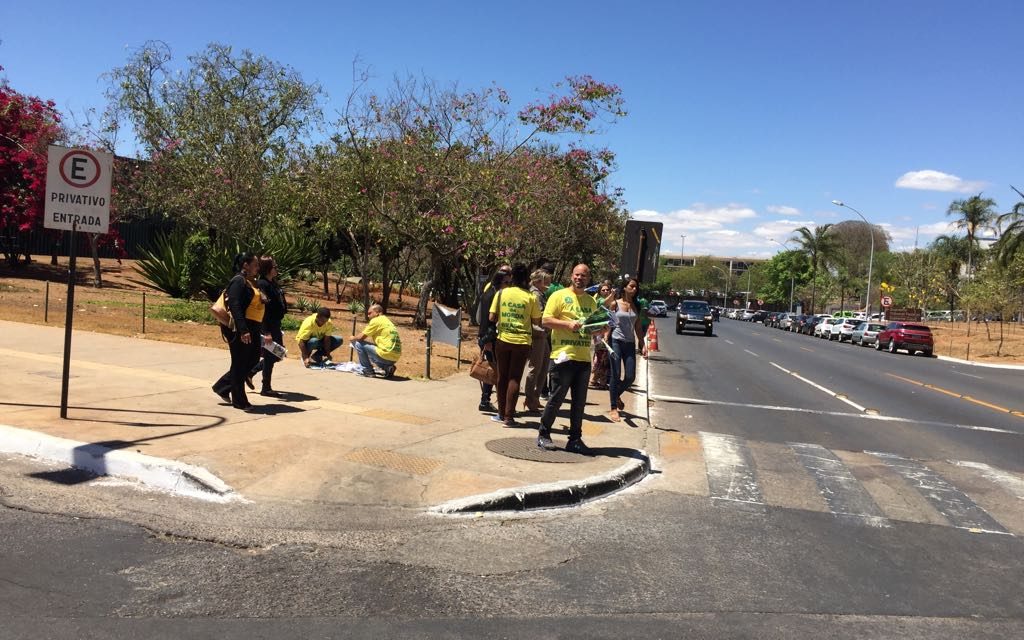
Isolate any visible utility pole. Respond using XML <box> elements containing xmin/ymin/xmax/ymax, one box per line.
<box><xmin>680</xmin><ymin>235</ymin><xmax>686</xmax><ymax>267</ymax></box>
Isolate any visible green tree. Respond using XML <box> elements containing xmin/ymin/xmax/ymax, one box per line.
<box><xmin>105</xmin><ymin>41</ymin><xmax>322</xmax><ymax>243</ymax></box>
<box><xmin>994</xmin><ymin>186</ymin><xmax>1024</xmax><ymax>268</ymax></box>
<box><xmin>791</xmin><ymin>225</ymin><xmax>838</xmax><ymax>314</ymax></box>
<box><xmin>946</xmin><ymin>193</ymin><xmax>998</xmax><ymax>275</ymax></box>
<box><xmin>931</xmin><ymin>234</ymin><xmax>970</xmax><ymax>312</ymax></box>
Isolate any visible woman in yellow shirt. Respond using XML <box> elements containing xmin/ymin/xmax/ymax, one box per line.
<box><xmin>488</xmin><ymin>263</ymin><xmax>542</xmax><ymax>426</ymax></box>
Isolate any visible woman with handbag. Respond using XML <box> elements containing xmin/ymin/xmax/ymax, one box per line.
<box><xmin>249</xmin><ymin>255</ymin><xmax>287</xmax><ymax>397</ymax></box>
<box><xmin>212</xmin><ymin>252</ymin><xmax>268</xmax><ymax>410</ymax></box>
<box><xmin>606</xmin><ymin>277</ymin><xmax>643</xmax><ymax>422</ymax></box>
<box><xmin>476</xmin><ymin>268</ymin><xmax>509</xmax><ymax>413</ymax></box>
<box><xmin>489</xmin><ymin>263</ymin><xmax>541</xmax><ymax>426</ymax></box>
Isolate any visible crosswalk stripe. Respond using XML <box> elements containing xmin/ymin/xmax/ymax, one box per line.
<box><xmin>868</xmin><ymin>452</ymin><xmax>1011</xmax><ymax>535</ymax></box>
<box><xmin>950</xmin><ymin>460</ymin><xmax>1024</xmax><ymax>500</ymax></box>
<box><xmin>699</xmin><ymin>432</ymin><xmax>764</xmax><ymax>509</ymax></box>
<box><xmin>789</xmin><ymin>442</ymin><xmax>889</xmax><ymax>527</ymax></box>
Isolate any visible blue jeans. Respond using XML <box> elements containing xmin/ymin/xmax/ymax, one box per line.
<box><xmin>352</xmin><ymin>340</ymin><xmax>395</xmax><ymax>373</ymax></box>
<box><xmin>608</xmin><ymin>339</ymin><xmax>637</xmax><ymax>410</ymax></box>
<box><xmin>307</xmin><ymin>335</ymin><xmax>342</xmax><ymax>362</ymax></box>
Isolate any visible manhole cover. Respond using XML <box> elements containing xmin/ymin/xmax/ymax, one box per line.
<box><xmin>485</xmin><ymin>437</ymin><xmax>593</xmax><ymax>463</ymax></box>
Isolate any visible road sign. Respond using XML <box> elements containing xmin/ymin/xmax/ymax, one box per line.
<box><xmin>732</xmin><ymin>299</ymin><xmax>739</xmax><ymax>306</ymax></box>
<box><xmin>44</xmin><ymin>145</ymin><xmax>112</xmax><ymax>234</ymax></box>
<box><xmin>881</xmin><ymin>295</ymin><xmax>893</xmax><ymax>307</ymax></box>
<box><xmin>757</xmin><ymin>299</ymin><xmax>764</xmax><ymax>306</ymax></box>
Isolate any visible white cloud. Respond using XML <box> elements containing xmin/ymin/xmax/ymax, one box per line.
<box><xmin>630</xmin><ymin>203</ymin><xmax>757</xmax><ymax>233</ymax></box>
<box><xmin>895</xmin><ymin>170</ymin><xmax>987</xmax><ymax>193</ymax></box>
<box><xmin>752</xmin><ymin>219</ymin><xmax>815</xmax><ymax>241</ymax></box>
<box><xmin>766</xmin><ymin>205</ymin><xmax>800</xmax><ymax>216</ymax></box>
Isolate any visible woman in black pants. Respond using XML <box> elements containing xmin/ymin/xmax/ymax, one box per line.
<box><xmin>212</xmin><ymin>252</ymin><xmax>266</xmax><ymax>409</ymax></box>
<box><xmin>250</xmin><ymin>255</ymin><xmax>287</xmax><ymax>396</ymax></box>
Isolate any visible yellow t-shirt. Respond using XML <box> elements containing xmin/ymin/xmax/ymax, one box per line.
<box><xmin>364</xmin><ymin>315</ymin><xmax>402</xmax><ymax>362</ymax></box>
<box><xmin>544</xmin><ymin>288</ymin><xmax>597</xmax><ymax>362</ymax></box>
<box><xmin>489</xmin><ymin>286</ymin><xmax>541</xmax><ymax>346</ymax></box>
<box><xmin>295</xmin><ymin>314</ymin><xmax>334</xmax><ymax>343</ymax></box>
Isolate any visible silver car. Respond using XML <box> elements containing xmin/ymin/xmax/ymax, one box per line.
<box><xmin>851</xmin><ymin>321</ymin><xmax>887</xmax><ymax>347</ymax></box>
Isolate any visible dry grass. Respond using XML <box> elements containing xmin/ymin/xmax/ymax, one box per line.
<box><xmin>926</xmin><ymin>320</ymin><xmax>1024</xmax><ymax>363</ymax></box>
<box><xmin>0</xmin><ymin>258</ymin><xmax>477</xmax><ymax>379</ymax></box>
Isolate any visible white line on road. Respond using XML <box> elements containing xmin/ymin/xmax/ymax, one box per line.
<box><xmin>744</xmin><ymin>349</ymin><xmax>759</xmax><ymax>357</ymax></box>
<box><xmin>724</xmin><ymin>339</ymin><xmax>735</xmax><ymax>345</ymax></box>
<box><xmin>951</xmin><ymin>370</ymin><xmax>985</xmax><ymax>380</ymax></box>
<box><xmin>770</xmin><ymin>362</ymin><xmax>869</xmax><ymax>412</ymax></box>
<box><xmin>699</xmin><ymin>432</ymin><xmax>764</xmax><ymax>507</ymax></box>
<box><xmin>649</xmin><ymin>394</ymin><xmax>1018</xmax><ymax>435</ymax></box>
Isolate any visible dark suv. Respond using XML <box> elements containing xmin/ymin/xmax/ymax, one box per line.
<box><xmin>676</xmin><ymin>300</ymin><xmax>714</xmax><ymax>336</ymax></box>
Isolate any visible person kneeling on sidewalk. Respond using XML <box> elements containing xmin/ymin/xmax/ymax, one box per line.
<box><xmin>297</xmin><ymin>308</ymin><xmax>343</xmax><ymax>367</ymax></box>
<box><xmin>350</xmin><ymin>303</ymin><xmax>401</xmax><ymax>378</ymax></box>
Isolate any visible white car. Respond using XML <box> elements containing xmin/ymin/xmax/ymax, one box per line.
<box><xmin>740</xmin><ymin>309</ymin><xmax>756</xmax><ymax>321</ymax></box>
<box><xmin>815</xmin><ymin>317</ymin><xmax>841</xmax><ymax>338</ymax></box>
<box><xmin>851</xmin><ymin>321</ymin><xmax>887</xmax><ymax>346</ymax></box>
<box><xmin>829</xmin><ymin>318</ymin><xmax>861</xmax><ymax>341</ymax></box>
<box><xmin>648</xmin><ymin>300</ymin><xmax>668</xmax><ymax>317</ymax></box>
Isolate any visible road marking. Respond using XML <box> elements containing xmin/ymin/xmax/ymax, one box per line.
<box><xmin>699</xmin><ymin>432</ymin><xmax>764</xmax><ymax>508</ymax></box>
<box><xmin>724</xmin><ymin>339</ymin><xmax>735</xmax><ymax>345</ymax></box>
<box><xmin>752</xmin><ymin>331</ymin><xmax>762</xmax><ymax>336</ymax></box>
<box><xmin>649</xmin><ymin>394</ymin><xmax>1018</xmax><ymax>435</ymax></box>
<box><xmin>799</xmin><ymin>346</ymin><xmax>814</xmax><ymax>352</ymax></box>
<box><xmin>951</xmin><ymin>370</ymin><xmax>985</xmax><ymax>380</ymax></box>
<box><xmin>770</xmin><ymin>362</ymin><xmax>869</xmax><ymax>412</ymax></box>
<box><xmin>743</xmin><ymin>349</ymin><xmax>759</xmax><ymax>357</ymax></box>
<box><xmin>886</xmin><ymin>373</ymin><xmax>1023</xmax><ymax>418</ymax></box>
<box><xmin>789</xmin><ymin>442</ymin><xmax>888</xmax><ymax>527</ymax></box>
<box><xmin>772</xmin><ymin>338</ymin><xmax>782</xmax><ymax>343</ymax></box>
<box><xmin>950</xmin><ymin>461</ymin><xmax>1024</xmax><ymax>500</ymax></box>
<box><xmin>868</xmin><ymin>452</ymin><xmax>1011</xmax><ymax>535</ymax></box>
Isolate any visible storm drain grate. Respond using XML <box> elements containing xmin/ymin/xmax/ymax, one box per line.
<box><xmin>485</xmin><ymin>437</ymin><xmax>593</xmax><ymax>463</ymax></box>
<box><xmin>343</xmin><ymin>448</ymin><xmax>444</xmax><ymax>475</ymax></box>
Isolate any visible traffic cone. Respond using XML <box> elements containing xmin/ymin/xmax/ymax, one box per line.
<box><xmin>647</xmin><ymin>322</ymin><xmax>659</xmax><ymax>352</ymax></box>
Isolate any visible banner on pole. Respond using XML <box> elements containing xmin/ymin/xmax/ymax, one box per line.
<box><xmin>430</xmin><ymin>303</ymin><xmax>462</xmax><ymax>347</ymax></box>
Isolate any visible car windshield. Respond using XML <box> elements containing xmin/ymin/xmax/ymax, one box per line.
<box><xmin>903</xmin><ymin>325</ymin><xmax>932</xmax><ymax>333</ymax></box>
<box><xmin>682</xmin><ymin>302</ymin><xmax>707</xmax><ymax>311</ymax></box>
<box><xmin>868</xmin><ymin>324</ymin><xmax>885</xmax><ymax>331</ymax></box>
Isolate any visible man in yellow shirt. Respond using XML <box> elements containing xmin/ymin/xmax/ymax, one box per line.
<box><xmin>296</xmin><ymin>308</ymin><xmax>342</xmax><ymax>367</ymax></box>
<box><xmin>350</xmin><ymin>303</ymin><xmax>402</xmax><ymax>378</ymax></box>
<box><xmin>538</xmin><ymin>263</ymin><xmax>600</xmax><ymax>453</ymax></box>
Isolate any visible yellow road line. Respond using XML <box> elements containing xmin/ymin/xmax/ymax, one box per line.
<box><xmin>886</xmin><ymin>373</ymin><xmax>1022</xmax><ymax>418</ymax></box>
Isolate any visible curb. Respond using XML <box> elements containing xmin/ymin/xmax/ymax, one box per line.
<box><xmin>936</xmin><ymin>355</ymin><xmax>1024</xmax><ymax>370</ymax></box>
<box><xmin>0</xmin><ymin>424</ymin><xmax>240</xmax><ymax>502</ymax></box>
<box><xmin>429</xmin><ymin>453</ymin><xmax>651</xmax><ymax>514</ymax></box>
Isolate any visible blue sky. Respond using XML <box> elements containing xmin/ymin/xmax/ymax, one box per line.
<box><xmin>3</xmin><ymin>1</ymin><xmax>1022</xmax><ymax>258</ymax></box>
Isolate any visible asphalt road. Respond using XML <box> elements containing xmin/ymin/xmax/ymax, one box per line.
<box><xmin>651</xmin><ymin>316</ymin><xmax>1024</xmax><ymax>471</ymax></box>
<box><xmin>1</xmin><ymin>317</ymin><xmax>1022</xmax><ymax>638</ymax></box>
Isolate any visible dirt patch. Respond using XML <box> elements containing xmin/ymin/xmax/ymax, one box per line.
<box><xmin>0</xmin><ymin>258</ymin><xmax>477</xmax><ymax>379</ymax></box>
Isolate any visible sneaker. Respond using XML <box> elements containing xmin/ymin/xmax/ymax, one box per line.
<box><xmin>478</xmin><ymin>401</ymin><xmax>497</xmax><ymax>412</ymax></box>
<box><xmin>359</xmin><ymin>368</ymin><xmax>375</xmax><ymax>377</ymax></box>
<box><xmin>384</xmin><ymin>365</ymin><xmax>396</xmax><ymax>379</ymax></box>
<box><xmin>490</xmin><ymin>414</ymin><xmax>504</xmax><ymax>423</ymax></box>
<box><xmin>565</xmin><ymin>438</ymin><xmax>590</xmax><ymax>455</ymax></box>
<box><xmin>321</xmin><ymin>359</ymin><xmax>334</xmax><ymax>367</ymax></box>
<box><xmin>260</xmin><ymin>388</ymin><xmax>282</xmax><ymax>398</ymax></box>
<box><xmin>536</xmin><ymin>434</ymin><xmax>557</xmax><ymax>451</ymax></box>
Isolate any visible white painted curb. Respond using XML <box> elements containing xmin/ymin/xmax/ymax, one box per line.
<box><xmin>0</xmin><ymin>424</ymin><xmax>240</xmax><ymax>502</ymax></box>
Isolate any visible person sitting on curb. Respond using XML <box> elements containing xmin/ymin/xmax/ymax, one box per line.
<box><xmin>296</xmin><ymin>308</ymin><xmax>343</xmax><ymax>367</ymax></box>
<box><xmin>351</xmin><ymin>303</ymin><xmax>401</xmax><ymax>378</ymax></box>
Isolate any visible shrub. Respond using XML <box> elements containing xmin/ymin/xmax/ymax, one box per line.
<box><xmin>181</xmin><ymin>231</ymin><xmax>211</xmax><ymax>298</ymax></box>
<box><xmin>150</xmin><ymin>300</ymin><xmax>217</xmax><ymax>324</ymax></box>
<box><xmin>136</xmin><ymin>230</ymin><xmax>190</xmax><ymax>298</ymax></box>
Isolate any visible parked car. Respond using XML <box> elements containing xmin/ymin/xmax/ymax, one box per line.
<box><xmin>648</xmin><ymin>300</ymin><xmax>668</xmax><ymax>317</ymax></box>
<box><xmin>764</xmin><ymin>311</ymin><xmax>779</xmax><ymax>326</ymax></box>
<box><xmin>786</xmin><ymin>314</ymin><xmax>805</xmax><ymax>332</ymax></box>
<box><xmin>829</xmin><ymin>317</ymin><xmax>861</xmax><ymax>342</ymax></box>
<box><xmin>676</xmin><ymin>299</ymin><xmax>714</xmax><ymax>336</ymax></box>
<box><xmin>751</xmin><ymin>310</ymin><xmax>768</xmax><ymax>323</ymax></box>
<box><xmin>851</xmin><ymin>321</ymin><xmax>886</xmax><ymax>347</ymax></box>
<box><xmin>799</xmin><ymin>315</ymin><xmax>822</xmax><ymax>335</ymax></box>
<box><xmin>740</xmin><ymin>309</ymin><xmax>756</xmax><ymax>321</ymax></box>
<box><xmin>815</xmin><ymin>317</ymin><xmax>841</xmax><ymax>338</ymax></box>
<box><xmin>875</xmin><ymin>322</ymin><xmax>935</xmax><ymax>356</ymax></box>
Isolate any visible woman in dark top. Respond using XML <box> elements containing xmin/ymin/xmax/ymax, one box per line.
<box><xmin>250</xmin><ymin>255</ymin><xmax>287</xmax><ymax>396</ymax></box>
<box><xmin>212</xmin><ymin>252</ymin><xmax>266</xmax><ymax>409</ymax></box>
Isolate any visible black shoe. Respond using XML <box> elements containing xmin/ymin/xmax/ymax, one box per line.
<box><xmin>384</xmin><ymin>365</ymin><xmax>396</xmax><ymax>379</ymax></box>
<box><xmin>232</xmin><ymin>401</ymin><xmax>253</xmax><ymax>410</ymax></box>
<box><xmin>565</xmin><ymin>438</ymin><xmax>590</xmax><ymax>455</ymax></box>
<box><xmin>213</xmin><ymin>386</ymin><xmax>231</xmax><ymax>404</ymax></box>
<box><xmin>244</xmin><ymin>374</ymin><xmax>255</xmax><ymax>390</ymax></box>
<box><xmin>537</xmin><ymin>433</ymin><xmax>557</xmax><ymax>451</ymax></box>
<box><xmin>260</xmin><ymin>388</ymin><xmax>281</xmax><ymax>398</ymax></box>
<box><xmin>478</xmin><ymin>401</ymin><xmax>497</xmax><ymax>413</ymax></box>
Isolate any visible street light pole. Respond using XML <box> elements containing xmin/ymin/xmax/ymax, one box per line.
<box><xmin>832</xmin><ymin>200</ymin><xmax>875</xmax><ymax>317</ymax></box>
<box><xmin>680</xmin><ymin>235</ymin><xmax>686</xmax><ymax>267</ymax></box>
<box><xmin>710</xmin><ymin>265</ymin><xmax>728</xmax><ymax>307</ymax></box>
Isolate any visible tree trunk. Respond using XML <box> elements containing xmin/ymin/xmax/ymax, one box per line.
<box><xmin>379</xmin><ymin>252</ymin><xmax>393</xmax><ymax>312</ymax></box>
<box><xmin>88</xmin><ymin>233</ymin><xmax>103</xmax><ymax>288</ymax></box>
<box><xmin>415</xmin><ymin>279</ymin><xmax>432</xmax><ymax>329</ymax></box>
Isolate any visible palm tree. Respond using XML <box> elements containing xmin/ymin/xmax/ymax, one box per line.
<box><xmin>994</xmin><ymin>186</ymin><xmax>1024</xmax><ymax>267</ymax></box>
<box><xmin>791</xmin><ymin>224</ymin><xmax>837</xmax><ymax>314</ymax></box>
<box><xmin>946</xmin><ymin>193</ymin><xmax>998</xmax><ymax>275</ymax></box>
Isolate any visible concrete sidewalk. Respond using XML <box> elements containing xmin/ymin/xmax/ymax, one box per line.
<box><xmin>0</xmin><ymin>321</ymin><xmax>651</xmax><ymax>511</ymax></box>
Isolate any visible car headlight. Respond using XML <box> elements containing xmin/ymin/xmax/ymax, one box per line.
<box><xmin>704</xmin><ymin>315</ymin><xmax>712</xmax><ymax>320</ymax></box>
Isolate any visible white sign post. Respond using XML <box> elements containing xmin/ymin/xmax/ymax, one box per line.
<box><xmin>44</xmin><ymin>145</ymin><xmax>113</xmax><ymax>419</ymax></box>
